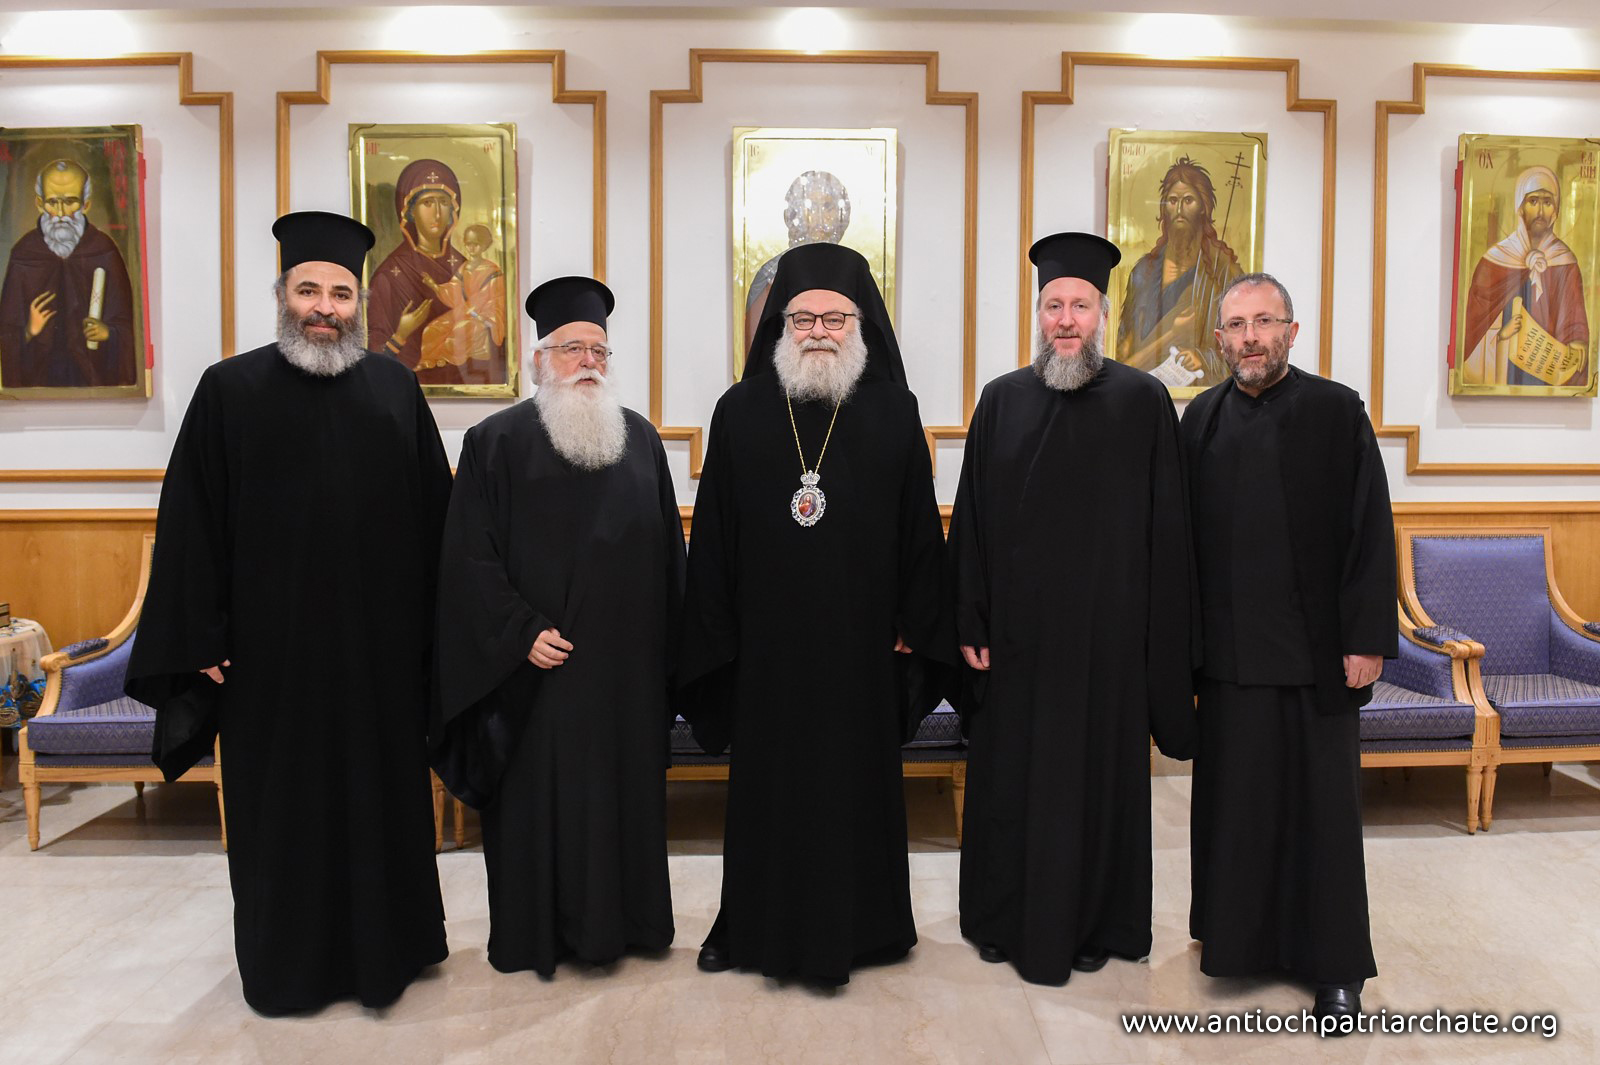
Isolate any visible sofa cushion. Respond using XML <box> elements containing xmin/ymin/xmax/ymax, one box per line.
<box><xmin>1482</xmin><ymin>673</ymin><xmax>1600</xmax><ymax>738</ymax></box>
<box><xmin>1361</xmin><ymin>681</ymin><xmax>1476</xmax><ymax>741</ymax></box>
<box><xmin>904</xmin><ymin>701</ymin><xmax>965</xmax><ymax>749</ymax></box>
<box><xmin>27</xmin><ymin>695</ymin><xmax>156</xmax><ymax>756</ymax></box>
<box><xmin>669</xmin><ymin>715</ymin><xmax>703</xmax><ymax>755</ymax></box>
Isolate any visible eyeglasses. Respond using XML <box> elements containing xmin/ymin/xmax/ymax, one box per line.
<box><xmin>541</xmin><ymin>341</ymin><xmax>613</xmax><ymax>363</ymax></box>
<box><xmin>1220</xmin><ymin>315</ymin><xmax>1292</xmax><ymax>335</ymax></box>
<box><xmin>785</xmin><ymin>311</ymin><xmax>857</xmax><ymax>332</ymax></box>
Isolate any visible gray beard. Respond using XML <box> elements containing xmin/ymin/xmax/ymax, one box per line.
<box><xmin>772</xmin><ymin>326</ymin><xmax>868</xmax><ymax>405</ymax></box>
<box><xmin>533</xmin><ymin>362</ymin><xmax>628</xmax><ymax>470</ymax></box>
<box><xmin>275</xmin><ymin>299</ymin><xmax>368</xmax><ymax>377</ymax></box>
<box><xmin>40</xmin><ymin>211</ymin><xmax>86</xmax><ymax>258</ymax></box>
<box><xmin>1032</xmin><ymin>320</ymin><xmax>1106</xmax><ymax>392</ymax></box>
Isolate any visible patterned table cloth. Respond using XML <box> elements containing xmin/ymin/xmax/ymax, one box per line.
<box><xmin>1</xmin><ymin>619</ymin><xmax>53</xmax><ymax>727</ymax></box>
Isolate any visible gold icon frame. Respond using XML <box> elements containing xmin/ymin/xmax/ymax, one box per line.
<box><xmin>349</xmin><ymin>122</ymin><xmax>519</xmax><ymax>399</ymax></box>
<box><xmin>730</xmin><ymin>126</ymin><xmax>898</xmax><ymax>379</ymax></box>
<box><xmin>1105</xmin><ymin>128</ymin><xmax>1267</xmax><ymax>398</ymax></box>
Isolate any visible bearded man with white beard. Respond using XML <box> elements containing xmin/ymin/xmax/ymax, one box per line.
<box><xmin>431</xmin><ymin>275</ymin><xmax>684</xmax><ymax>978</ymax></box>
<box><xmin>948</xmin><ymin>231</ymin><xmax>1197</xmax><ymax>986</ymax></box>
<box><xmin>1181</xmin><ymin>273</ymin><xmax>1393</xmax><ymax>1026</ymax></box>
<box><xmin>0</xmin><ymin>158</ymin><xmax>137</xmax><ymax>388</ymax></box>
<box><xmin>126</xmin><ymin>212</ymin><xmax>453</xmax><ymax>1013</ymax></box>
<box><xmin>679</xmin><ymin>242</ymin><xmax>955</xmax><ymax>985</ymax></box>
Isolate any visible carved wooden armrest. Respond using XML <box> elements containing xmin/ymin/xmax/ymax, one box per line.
<box><xmin>40</xmin><ymin>638</ymin><xmax>112</xmax><ymax>674</ymax></box>
<box><xmin>1398</xmin><ymin>609</ymin><xmax>1484</xmax><ymax>661</ymax></box>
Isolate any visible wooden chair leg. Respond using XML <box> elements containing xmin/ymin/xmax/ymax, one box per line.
<box><xmin>1481</xmin><ymin>765</ymin><xmax>1498</xmax><ymax>830</ymax></box>
<box><xmin>1466</xmin><ymin>765</ymin><xmax>1482</xmax><ymax>834</ymax></box>
<box><xmin>951</xmin><ymin>764</ymin><xmax>966</xmax><ymax>846</ymax></box>
<box><xmin>453</xmin><ymin>796</ymin><xmax>466</xmax><ymax>848</ymax></box>
<box><xmin>432</xmin><ymin>775</ymin><xmax>445</xmax><ymax>853</ymax></box>
<box><xmin>216</xmin><ymin>781</ymin><xmax>228</xmax><ymax>851</ymax></box>
<box><xmin>1401</xmin><ymin>766</ymin><xmax>1412</xmax><ymax>782</ymax></box>
<box><xmin>25</xmin><ymin>781</ymin><xmax>41</xmax><ymax>851</ymax></box>
<box><xmin>1542</xmin><ymin>761</ymin><xmax>1553</xmax><ymax>778</ymax></box>
<box><xmin>133</xmin><ymin>780</ymin><xmax>145</xmax><ymax>797</ymax></box>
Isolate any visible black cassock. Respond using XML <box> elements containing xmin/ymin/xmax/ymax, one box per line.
<box><xmin>949</xmin><ymin>360</ymin><xmax>1197</xmax><ymax>986</ymax></box>
<box><xmin>1182</xmin><ymin>367</ymin><xmax>1395</xmax><ymax>986</ymax></box>
<box><xmin>125</xmin><ymin>344</ymin><xmax>452</xmax><ymax>1013</ymax></box>
<box><xmin>430</xmin><ymin>403</ymin><xmax>684</xmax><ymax>976</ymax></box>
<box><xmin>678</xmin><ymin>369</ymin><xmax>953</xmax><ymax>984</ymax></box>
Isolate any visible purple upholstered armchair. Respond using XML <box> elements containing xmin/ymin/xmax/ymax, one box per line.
<box><xmin>1399</xmin><ymin>527</ymin><xmax>1600</xmax><ymax>829</ymax></box>
<box><xmin>18</xmin><ymin>533</ymin><xmax>225</xmax><ymax>851</ymax></box>
<box><xmin>1360</xmin><ymin>605</ymin><xmax>1496</xmax><ymax>833</ymax></box>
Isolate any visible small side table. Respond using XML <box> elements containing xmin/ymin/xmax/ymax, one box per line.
<box><xmin>1</xmin><ymin>618</ymin><xmax>54</xmax><ymax>781</ymax></box>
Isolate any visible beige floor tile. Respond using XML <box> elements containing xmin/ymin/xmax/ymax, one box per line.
<box><xmin>2</xmin><ymin>756</ymin><xmax>1598</xmax><ymax>1064</ymax></box>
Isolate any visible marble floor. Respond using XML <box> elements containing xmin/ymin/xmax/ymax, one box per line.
<box><xmin>2</xmin><ymin>755</ymin><xmax>1598</xmax><ymax>1065</ymax></box>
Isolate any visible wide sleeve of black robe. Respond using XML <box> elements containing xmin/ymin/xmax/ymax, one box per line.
<box><xmin>429</xmin><ymin>424</ymin><xmax>558</xmax><ymax>808</ymax></box>
<box><xmin>655</xmin><ymin>433</ymin><xmax>689</xmax><ymax>723</ymax></box>
<box><xmin>894</xmin><ymin>393</ymin><xmax>959</xmax><ymax>742</ymax></box>
<box><xmin>946</xmin><ymin>388</ymin><xmax>994</xmax><ymax>731</ymax></box>
<box><xmin>125</xmin><ymin>364</ymin><xmax>234</xmax><ymax>781</ymax></box>
<box><xmin>1340</xmin><ymin>407</ymin><xmax>1398</xmax><ymax>661</ymax></box>
<box><xmin>674</xmin><ymin>395</ymin><xmax>742</xmax><ymax>755</ymax></box>
<box><xmin>1144</xmin><ymin>389</ymin><xmax>1201</xmax><ymax>761</ymax></box>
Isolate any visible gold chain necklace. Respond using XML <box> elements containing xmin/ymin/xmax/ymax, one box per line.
<box><xmin>785</xmin><ymin>391</ymin><xmax>841</xmax><ymax>527</ymax></box>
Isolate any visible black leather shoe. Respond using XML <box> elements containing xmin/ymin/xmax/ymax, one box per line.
<box><xmin>696</xmin><ymin>943</ymin><xmax>735</xmax><ymax>973</ymax></box>
<box><xmin>1071</xmin><ymin>947</ymin><xmax>1111</xmax><ymax>973</ymax></box>
<box><xmin>977</xmin><ymin>943</ymin><xmax>1007</xmax><ymax>964</ymax></box>
<box><xmin>1313</xmin><ymin>983</ymin><xmax>1363</xmax><ymax>1032</ymax></box>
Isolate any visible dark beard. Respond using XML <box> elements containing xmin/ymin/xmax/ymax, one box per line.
<box><xmin>275</xmin><ymin>299</ymin><xmax>368</xmax><ymax>377</ymax></box>
<box><xmin>1226</xmin><ymin>334</ymin><xmax>1291</xmax><ymax>391</ymax></box>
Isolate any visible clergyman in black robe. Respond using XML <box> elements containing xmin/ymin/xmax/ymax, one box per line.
<box><xmin>124</xmin><ymin>212</ymin><xmax>452</xmax><ymax>1014</ymax></box>
<box><xmin>431</xmin><ymin>277</ymin><xmax>683</xmax><ymax>977</ymax></box>
<box><xmin>1181</xmin><ymin>272</ymin><xmax>1395</xmax><ymax>1026</ymax></box>
<box><xmin>678</xmin><ymin>241</ymin><xmax>955</xmax><ymax>985</ymax></box>
<box><xmin>949</xmin><ymin>232</ymin><xmax>1198</xmax><ymax>986</ymax></box>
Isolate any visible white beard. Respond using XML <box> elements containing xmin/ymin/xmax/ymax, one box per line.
<box><xmin>1032</xmin><ymin>317</ymin><xmax>1106</xmax><ymax>392</ymax></box>
<box><xmin>534</xmin><ymin>361</ymin><xmax>628</xmax><ymax>470</ymax></box>
<box><xmin>39</xmin><ymin>210</ymin><xmax>86</xmax><ymax>258</ymax></box>
<box><xmin>772</xmin><ymin>325</ymin><xmax>868</xmax><ymax>405</ymax></box>
<box><xmin>276</xmin><ymin>299</ymin><xmax>368</xmax><ymax>377</ymax></box>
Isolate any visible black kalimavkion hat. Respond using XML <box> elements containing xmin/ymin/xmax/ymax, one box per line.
<box><xmin>271</xmin><ymin>211</ymin><xmax>375</xmax><ymax>282</ymax></box>
<box><xmin>525</xmin><ymin>276</ymin><xmax>615</xmax><ymax>339</ymax></box>
<box><xmin>1028</xmin><ymin>231</ymin><xmax>1122</xmax><ymax>294</ymax></box>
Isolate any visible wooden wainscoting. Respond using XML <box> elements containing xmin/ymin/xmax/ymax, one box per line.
<box><xmin>0</xmin><ymin>510</ymin><xmax>156</xmax><ymax>647</ymax></box>
<box><xmin>1390</xmin><ymin>503</ymin><xmax>1600</xmax><ymax>619</ymax></box>
<box><xmin>4</xmin><ymin>503</ymin><xmax>1599</xmax><ymax>647</ymax></box>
